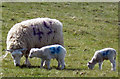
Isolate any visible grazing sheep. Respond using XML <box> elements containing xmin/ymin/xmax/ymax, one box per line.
<box><xmin>87</xmin><ymin>48</ymin><xmax>116</xmax><ymax>71</ymax></box>
<box><xmin>29</xmin><ymin>44</ymin><xmax>66</xmax><ymax>70</ymax></box>
<box><xmin>6</xmin><ymin>18</ymin><xmax>64</xmax><ymax>66</ymax></box>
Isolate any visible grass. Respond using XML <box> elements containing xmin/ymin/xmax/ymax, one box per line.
<box><xmin>1</xmin><ymin>2</ymin><xmax>119</xmax><ymax>77</ymax></box>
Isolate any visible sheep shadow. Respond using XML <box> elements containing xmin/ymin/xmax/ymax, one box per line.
<box><xmin>19</xmin><ymin>65</ymin><xmax>41</xmax><ymax>68</ymax></box>
<box><xmin>20</xmin><ymin>65</ymin><xmax>85</xmax><ymax>71</ymax></box>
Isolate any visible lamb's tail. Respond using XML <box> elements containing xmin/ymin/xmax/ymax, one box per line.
<box><xmin>114</xmin><ymin>55</ymin><xmax>116</xmax><ymax>60</ymax></box>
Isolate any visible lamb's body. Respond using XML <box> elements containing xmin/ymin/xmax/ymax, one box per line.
<box><xmin>6</xmin><ymin>18</ymin><xmax>64</xmax><ymax>66</ymax></box>
<box><xmin>29</xmin><ymin>44</ymin><xmax>66</xmax><ymax>69</ymax></box>
<box><xmin>87</xmin><ymin>48</ymin><xmax>116</xmax><ymax>71</ymax></box>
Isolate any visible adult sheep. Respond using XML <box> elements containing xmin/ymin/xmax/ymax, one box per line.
<box><xmin>6</xmin><ymin>18</ymin><xmax>64</xmax><ymax>66</ymax></box>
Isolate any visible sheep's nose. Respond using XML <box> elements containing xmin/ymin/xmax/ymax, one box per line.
<box><xmin>16</xmin><ymin>64</ymin><xmax>20</xmax><ymax>66</ymax></box>
<box><xmin>29</xmin><ymin>56</ymin><xmax>32</xmax><ymax>58</ymax></box>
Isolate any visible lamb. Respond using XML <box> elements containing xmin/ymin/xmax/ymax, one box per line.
<box><xmin>29</xmin><ymin>44</ymin><xmax>66</xmax><ymax>70</ymax></box>
<box><xmin>6</xmin><ymin>18</ymin><xmax>64</xmax><ymax>66</ymax></box>
<box><xmin>87</xmin><ymin>48</ymin><xmax>116</xmax><ymax>71</ymax></box>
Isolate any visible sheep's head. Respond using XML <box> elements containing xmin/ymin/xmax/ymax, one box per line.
<box><xmin>87</xmin><ymin>61</ymin><xmax>95</xmax><ymax>70</ymax></box>
<box><xmin>6</xmin><ymin>48</ymin><xmax>27</xmax><ymax>66</ymax></box>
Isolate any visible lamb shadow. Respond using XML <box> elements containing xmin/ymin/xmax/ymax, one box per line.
<box><xmin>51</xmin><ymin>66</ymin><xmax>87</xmax><ymax>71</ymax></box>
<box><xmin>63</xmin><ymin>68</ymin><xmax>82</xmax><ymax>71</ymax></box>
<box><xmin>20</xmin><ymin>65</ymin><xmax>86</xmax><ymax>71</ymax></box>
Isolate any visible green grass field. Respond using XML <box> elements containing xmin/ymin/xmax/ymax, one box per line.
<box><xmin>1</xmin><ymin>2</ymin><xmax>118</xmax><ymax>77</ymax></box>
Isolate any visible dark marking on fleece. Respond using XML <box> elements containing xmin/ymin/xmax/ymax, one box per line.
<box><xmin>43</xmin><ymin>21</ymin><xmax>53</xmax><ymax>35</ymax></box>
<box><xmin>31</xmin><ymin>21</ymin><xmax>53</xmax><ymax>40</ymax></box>
<box><xmin>49</xmin><ymin>46</ymin><xmax>61</xmax><ymax>54</ymax></box>
<box><xmin>31</xmin><ymin>25</ymin><xmax>44</xmax><ymax>40</ymax></box>
<box><xmin>102</xmin><ymin>50</ymin><xmax>109</xmax><ymax>56</ymax></box>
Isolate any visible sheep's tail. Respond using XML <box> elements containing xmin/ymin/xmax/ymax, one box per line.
<box><xmin>0</xmin><ymin>52</ymin><xmax>9</xmax><ymax>60</ymax></box>
<box><xmin>113</xmin><ymin>49</ymin><xmax>117</xmax><ymax>60</ymax></box>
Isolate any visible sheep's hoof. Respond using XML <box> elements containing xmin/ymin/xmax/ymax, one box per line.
<box><xmin>20</xmin><ymin>64</ymin><xmax>27</xmax><ymax>68</ymax></box>
<box><xmin>60</xmin><ymin>68</ymin><xmax>64</xmax><ymax>70</ymax></box>
<box><xmin>111</xmin><ymin>69</ymin><xmax>116</xmax><ymax>71</ymax></box>
<box><xmin>43</xmin><ymin>65</ymin><xmax>47</xmax><ymax>68</ymax></box>
<box><xmin>21</xmin><ymin>63</ymin><xmax>31</xmax><ymax>67</ymax></box>
<box><xmin>56</xmin><ymin>67</ymin><xmax>61</xmax><ymax>70</ymax></box>
<box><xmin>40</xmin><ymin>66</ymin><xmax>43</xmax><ymax>69</ymax></box>
<box><xmin>47</xmin><ymin>68</ymin><xmax>52</xmax><ymax>70</ymax></box>
<box><xmin>99</xmin><ymin>68</ymin><xmax>102</xmax><ymax>70</ymax></box>
<box><xmin>57</xmin><ymin>67</ymin><xmax>64</xmax><ymax>70</ymax></box>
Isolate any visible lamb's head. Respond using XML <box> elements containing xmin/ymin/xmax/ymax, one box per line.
<box><xmin>87</xmin><ymin>58</ymin><xmax>97</xmax><ymax>70</ymax></box>
<box><xmin>6</xmin><ymin>48</ymin><xmax>26</xmax><ymax>66</ymax></box>
<box><xmin>87</xmin><ymin>61</ymin><xmax>95</xmax><ymax>70</ymax></box>
<box><xmin>29</xmin><ymin>48</ymin><xmax>38</xmax><ymax>58</ymax></box>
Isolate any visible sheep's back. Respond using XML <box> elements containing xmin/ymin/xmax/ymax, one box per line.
<box><xmin>6</xmin><ymin>18</ymin><xmax>63</xmax><ymax>50</ymax></box>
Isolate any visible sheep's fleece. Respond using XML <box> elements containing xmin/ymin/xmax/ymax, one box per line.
<box><xmin>6</xmin><ymin>18</ymin><xmax>64</xmax><ymax>66</ymax></box>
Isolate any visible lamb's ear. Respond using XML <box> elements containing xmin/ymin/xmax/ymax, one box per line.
<box><xmin>88</xmin><ymin>61</ymin><xmax>92</xmax><ymax>64</ymax></box>
<box><xmin>93</xmin><ymin>59</ymin><xmax>96</xmax><ymax>62</ymax></box>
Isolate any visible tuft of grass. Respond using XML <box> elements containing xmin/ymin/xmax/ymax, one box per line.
<box><xmin>1</xmin><ymin>2</ymin><xmax>118</xmax><ymax>77</ymax></box>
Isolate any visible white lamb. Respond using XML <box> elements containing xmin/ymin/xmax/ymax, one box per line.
<box><xmin>87</xmin><ymin>48</ymin><xmax>116</xmax><ymax>71</ymax></box>
<box><xmin>29</xmin><ymin>44</ymin><xmax>66</xmax><ymax>70</ymax></box>
<box><xmin>6</xmin><ymin>18</ymin><xmax>64</xmax><ymax>66</ymax></box>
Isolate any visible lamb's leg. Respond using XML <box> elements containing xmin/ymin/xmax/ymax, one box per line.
<box><xmin>56</xmin><ymin>59</ymin><xmax>61</xmax><ymax>69</ymax></box>
<box><xmin>58</xmin><ymin>61</ymin><xmax>61</xmax><ymax>69</ymax></box>
<box><xmin>60</xmin><ymin>59</ymin><xmax>65</xmax><ymax>70</ymax></box>
<box><xmin>98</xmin><ymin>62</ymin><xmax>103</xmax><ymax>70</ymax></box>
<box><xmin>110</xmin><ymin>59</ymin><xmax>116</xmax><ymax>71</ymax></box>
<box><xmin>46</xmin><ymin>60</ymin><xmax>51</xmax><ymax>69</ymax></box>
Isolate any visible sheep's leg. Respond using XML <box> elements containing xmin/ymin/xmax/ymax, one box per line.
<box><xmin>60</xmin><ymin>59</ymin><xmax>65</xmax><ymax>70</ymax></box>
<box><xmin>110</xmin><ymin>59</ymin><xmax>116</xmax><ymax>71</ymax></box>
<box><xmin>40</xmin><ymin>59</ymin><xmax>45</xmax><ymax>68</ymax></box>
<box><xmin>98</xmin><ymin>62</ymin><xmax>103</xmax><ymax>70</ymax></box>
<box><xmin>43</xmin><ymin>60</ymin><xmax>47</xmax><ymax>68</ymax></box>
<box><xmin>24</xmin><ymin>56</ymin><xmax>31</xmax><ymax>67</ymax></box>
<box><xmin>46</xmin><ymin>60</ymin><xmax>51</xmax><ymax>69</ymax></box>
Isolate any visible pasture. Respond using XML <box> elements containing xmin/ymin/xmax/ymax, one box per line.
<box><xmin>1</xmin><ymin>2</ymin><xmax>118</xmax><ymax>77</ymax></box>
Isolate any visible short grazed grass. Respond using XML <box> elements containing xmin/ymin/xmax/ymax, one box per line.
<box><xmin>1</xmin><ymin>2</ymin><xmax>118</xmax><ymax>77</ymax></box>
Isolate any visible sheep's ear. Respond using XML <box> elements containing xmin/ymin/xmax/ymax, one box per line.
<box><xmin>18</xmin><ymin>48</ymin><xmax>27</xmax><ymax>51</ymax></box>
<box><xmin>4</xmin><ymin>49</ymin><xmax>13</xmax><ymax>53</ymax></box>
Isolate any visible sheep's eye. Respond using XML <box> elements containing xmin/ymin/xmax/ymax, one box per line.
<box><xmin>21</xmin><ymin>54</ymin><xmax>23</xmax><ymax>57</ymax></box>
<box><xmin>12</xmin><ymin>55</ymin><xmax>15</xmax><ymax>58</ymax></box>
<box><xmin>19</xmin><ymin>55</ymin><xmax>21</xmax><ymax>57</ymax></box>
